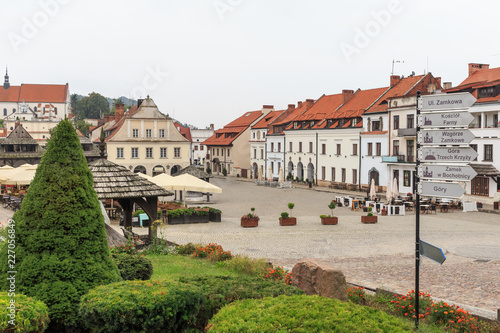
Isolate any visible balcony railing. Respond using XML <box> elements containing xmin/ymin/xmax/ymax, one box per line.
<box><xmin>382</xmin><ymin>155</ymin><xmax>406</xmax><ymax>163</ymax></box>
<box><xmin>397</xmin><ymin>128</ymin><xmax>416</xmax><ymax>137</ymax></box>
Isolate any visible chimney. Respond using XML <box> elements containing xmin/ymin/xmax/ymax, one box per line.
<box><xmin>305</xmin><ymin>99</ymin><xmax>315</xmax><ymax>103</ymax></box>
<box><xmin>137</xmin><ymin>99</ymin><xmax>144</xmax><ymax>107</ymax></box>
<box><xmin>342</xmin><ymin>90</ymin><xmax>354</xmax><ymax>104</ymax></box>
<box><xmin>435</xmin><ymin>77</ymin><xmax>442</xmax><ymax>86</ymax></box>
<box><xmin>297</xmin><ymin>101</ymin><xmax>303</xmax><ymax>108</ymax></box>
<box><xmin>390</xmin><ymin>75</ymin><xmax>401</xmax><ymax>87</ymax></box>
<box><xmin>443</xmin><ymin>82</ymin><xmax>453</xmax><ymax>90</ymax></box>
<box><xmin>468</xmin><ymin>63</ymin><xmax>489</xmax><ymax>77</ymax></box>
<box><xmin>287</xmin><ymin>104</ymin><xmax>295</xmax><ymax>111</ymax></box>
<box><xmin>115</xmin><ymin>103</ymin><xmax>124</xmax><ymax>122</ymax></box>
<box><xmin>263</xmin><ymin>105</ymin><xmax>274</xmax><ymax>109</ymax></box>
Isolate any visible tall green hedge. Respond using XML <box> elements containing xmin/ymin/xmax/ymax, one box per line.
<box><xmin>0</xmin><ymin>119</ymin><xmax>121</xmax><ymax>330</ymax></box>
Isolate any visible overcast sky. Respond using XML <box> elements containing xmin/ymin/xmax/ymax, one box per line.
<box><xmin>2</xmin><ymin>0</ymin><xmax>499</xmax><ymax>129</ymax></box>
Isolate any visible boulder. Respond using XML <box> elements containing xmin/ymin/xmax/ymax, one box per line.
<box><xmin>292</xmin><ymin>258</ymin><xmax>347</xmax><ymax>301</ymax></box>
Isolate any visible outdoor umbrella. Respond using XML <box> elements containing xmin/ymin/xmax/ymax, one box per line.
<box><xmin>392</xmin><ymin>178</ymin><xmax>399</xmax><ymax>199</ymax></box>
<box><xmin>278</xmin><ymin>166</ymin><xmax>284</xmax><ymax>182</ymax></box>
<box><xmin>259</xmin><ymin>165</ymin><xmax>264</xmax><ymax>181</ymax></box>
<box><xmin>0</xmin><ymin>165</ymin><xmax>16</xmax><ymax>182</ymax></box>
<box><xmin>4</xmin><ymin>164</ymin><xmax>38</xmax><ymax>186</ymax></box>
<box><xmin>386</xmin><ymin>180</ymin><xmax>393</xmax><ymax>203</ymax></box>
<box><xmin>137</xmin><ymin>172</ymin><xmax>155</xmax><ymax>182</ymax></box>
<box><xmin>369</xmin><ymin>178</ymin><xmax>376</xmax><ymax>200</ymax></box>
<box><xmin>268</xmin><ymin>166</ymin><xmax>273</xmax><ymax>181</ymax></box>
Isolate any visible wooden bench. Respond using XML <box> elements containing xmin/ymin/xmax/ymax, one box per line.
<box><xmin>121</xmin><ymin>228</ymin><xmax>150</xmax><ymax>248</ymax></box>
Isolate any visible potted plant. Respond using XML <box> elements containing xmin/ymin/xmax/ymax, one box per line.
<box><xmin>381</xmin><ymin>207</ymin><xmax>387</xmax><ymax>216</ymax></box>
<box><xmin>279</xmin><ymin>203</ymin><xmax>297</xmax><ymax>226</ymax></box>
<box><xmin>361</xmin><ymin>207</ymin><xmax>378</xmax><ymax>223</ymax></box>
<box><xmin>476</xmin><ymin>202</ymin><xmax>483</xmax><ymax>209</ymax></box>
<box><xmin>241</xmin><ymin>207</ymin><xmax>259</xmax><ymax>227</ymax></box>
<box><xmin>320</xmin><ymin>201</ymin><xmax>338</xmax><ymax>225</ymax></box>
<box><xmin>207</xmin><ymin>207</ymin><xmax>222</xmax><ymax>222</ymax></box>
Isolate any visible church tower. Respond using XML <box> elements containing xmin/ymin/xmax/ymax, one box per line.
<box><xmin>4</xmin><ymin>67</ymin><xmax>10</xmax><ymax>89</ymax></box>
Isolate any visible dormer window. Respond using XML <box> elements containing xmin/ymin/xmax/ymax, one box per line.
<box><xmin>479</xmin><ymin>87</ymin><xmax>495</xmax><ymax>98</ymax></box>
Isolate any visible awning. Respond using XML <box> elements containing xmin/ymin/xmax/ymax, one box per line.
<box><xmin>470</xmin><ymin>163</ymin><xmax>500</xmax><ymax>177</ymax></box>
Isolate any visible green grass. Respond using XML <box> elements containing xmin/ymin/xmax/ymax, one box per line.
<box><xmin>147</xmin><ymin>254</ymin><xmax>240</xmax><ymax>281</ymax></box>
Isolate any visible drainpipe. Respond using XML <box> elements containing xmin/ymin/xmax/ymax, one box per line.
<box><xmin>358</xmin><ymin>133</ymin><xmax>362</xmax><ymax>191</ymax></box>
<box><xmin>315</xmin><ymin>131</ymin><xmax>318</xmax><ymax>185</ymax></box>
<box><xmin>284</xmin><ymin>135</ymin><xmax>286</xmax><ymax>179</ymax></box>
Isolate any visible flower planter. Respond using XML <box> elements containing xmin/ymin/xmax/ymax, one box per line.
<box><xmin>279</xmin><ymin>217</ymin><xmax>297</xmax><ymax>226</ymax></box>
<box><xmin>241</xmin><ymin>217</ymin><xmax>259</xmax><ymax>228</ymax></box>
<box><xmin>361</xmin><ymin>216</ymin><xmax>378</xmax><ymax>224</ymax></box>
<box><xmin>476</xmin><ymin>202</ymin><xmax>483</xmax><ymax>209</ymax></box>
<box><xmin>168</xmin><ymin>215</ymin><xmax>209</xmax><ymax>224</ymax></box>
<box><xmin>320</xmin><ymin>217</ymin><xmax>338</xmax><ymax>225</ymax></box>
<box><xmin>209</xmin><ymin>212</ymin><xmax>222</xmax><ymax>222</ymax></box>
<box><xmin>494</xmin><ymin>202</ymin><xmax>499</xmax><ymax>210</ymax></box>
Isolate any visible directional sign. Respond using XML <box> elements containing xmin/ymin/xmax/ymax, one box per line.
<box><xmin>420</xmin><ymin>129</ymin><xmax>475</xmax><ymax>145</ymax></box>
<box><xmin>422</xmin><ymin>92</ymin><xmax>476</xmax><ymax>111</ymax></box>
<box><xmin>419</xmin><ymin>164</ymin><xmax>477</xmax><ymax>181</ymax></box>
<box><xmin>420</xmin><ymin>111</ymin><xmax>475</xmax><ymax>128</ymax></box>
<box><xmin>420</xmin><ymin>240</ymin><xmax>446</xmax><ymax>265</ymax></box>
<box><xmin>420</xmin><ymin>147</ymin><xmax>478</xmax><ymax>163</ymax></box>
<box><xmin>421</xmin><ymin>181</ymin><xmax>465</xmax><ymax>198</ymax></box>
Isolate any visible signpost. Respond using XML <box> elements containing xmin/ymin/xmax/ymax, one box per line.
<box><xmin>413</xmin><ymin>92</ymin><xmax>476</xmax><ymax>328</ymax></box>
<box><xmin>419</xmin><ymin>129</ymin><xmax>475</xmax><ymax>145</ymax></box>
<box><xmin>420</xmin><ymin>111</ymin><xmax>475</xmax><ymax>128</ymax></box>
<box><xmin>420</xmin><ymin>146</ymin><xmax>478</xmax><ymax>163</ymax></box>
<box><xmin>420</xmin><ymin>181</ymin><xmax>465</xmax><ymax>198</ymax></box>
<box><xmin>420</xmin><ymin>240</ymin><xmax>446</xmax><ymax>265</ymax></box>
<box><xmin>419</xmin><ymin>164</ymin><xmax>477</xmax><ymax>181</ymax></box>
<box><xmin>421</xmin><ymin>92</ymin><xmax>476</xmax><ymax>111</ymax></box>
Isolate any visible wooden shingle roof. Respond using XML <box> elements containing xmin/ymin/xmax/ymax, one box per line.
<box><xmin>89</xmin><ymin>159</ymin><xmax>172</xmax><ymax>199</ymax></box>
<box><xmin>172</xmin><ymin>164</ymin><xmax>211</xmax><ymax>179</ymax></box>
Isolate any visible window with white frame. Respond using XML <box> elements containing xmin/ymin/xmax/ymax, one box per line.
<box><xmin>174</xmin><ymin>147</ymin><xmax>181</xmax><ymax>158</ymax></box>
<box><xmin>117</xmin><ymin>148</ymin><xmax>124</xmax><ymax>159</ymax></box>
<box><xmin>131</xmin><ymin>147</ymin><xmax>138</xmax><ymax>158</ymax></box>
<box><xmin>160</xmin><ymin>147</ymin><xmax>167</xmax><ymax>158</ymax></box>
<box><xmin>132</xmin><ymin>129</ymin><xmax>139</xmax><ymax>138</ymax></box>
<box><xmin>146</xmin><ymin>129</ymin><xmax>152</xmax><ymax>138</ymax></box>
<box><xmin>146</xmin><ymin>147</ymin><xmax>153</xmax><ymax>158</ymax></box>
<box><xmin>159</xmin><ymin>129</ymin><xmax>165</xmax><ymax>138</ymax></box>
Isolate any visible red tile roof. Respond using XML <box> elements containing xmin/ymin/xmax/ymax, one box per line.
<box><xmin>365</xmin><ymin>75</ymin><xmax>428</xmax><ymax>114</ymax></box>
<box><xmin>252</xmin><ymin>110</ymin><xmax>283</xmax><ymax>129</ymax></box>
<box><xmin>203</xmin><ymin>110</ymin><xmax>263</xmax><ymax>146</ymax></box>
<box><xmin>331</xmin><ymin>87</ymin><xmax>388</xmax><ymax>118</ymax></box>
<box><xmin>0</xmin><ymin>86</ymin><xmax>20</xmax><ymax>102</ymax></box>
<box><xmin>18</xmin><ymin>84</ymin><xmax>68</xmax><ymax>103</ymax></box>
<box><xmin>272</xmin><ymin>100</ymin><xmax>314</xmax><ymax>126</ymax></box>
<box><xmin>293</xmin><ymin>94</ymin><xmax>342</xmax><ymax>122</ymax></box>
<box><xmin>174</xmin><ymin>121</ymin><xmax>192</xmax><ymax>142</ymax></box>
<box><xmin>454</xmin><ymin>67</ymin><xmax>500</xmax><ymax>89</ymax></box>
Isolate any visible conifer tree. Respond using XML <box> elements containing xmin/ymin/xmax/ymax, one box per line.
<box><xmin>0</xmin><ymin>119</ymin><xmax>121</xmax><ymax>330</ymax></box>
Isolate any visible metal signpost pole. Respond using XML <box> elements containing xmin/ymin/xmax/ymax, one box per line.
<box><xmin>415</xmin><ymin>91</ymin><xmax>421</xmax><ymax>328</ymax></box>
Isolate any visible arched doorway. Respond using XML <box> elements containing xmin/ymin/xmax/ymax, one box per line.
<box><xmin>368</xmin><ymin>168</ymin><xmax>379</xmax><ymax>186</ymax></box>
<box><xmin>170</xmin><ymin>165</ymin><xmax>181</xmax><ymax>175</ymax></box>
<box><xmin>134</xmin><ymin>165</ymin><xmax>146</xmax><ymax>174</ymax></box>
<box><xmin>252</xmin><ymin>163</ymin><xmax>258</xmax><ymax>179</ymax></box>
<box><xmin>287</xmin><ymin>161</ymin><xmax>294</xmax><ymax>179</ymax></box>
<box><xmin>296</xmin><ymin>162</ymin><xmax>304</xmax><ymax>181</ymax></box>
<box><xmin>152</xmin><ymin>165</ymin><xmax>165</xmax><ymax>176</ymax></box>
<box><xmin>307</xmin><ymin>163</ymin><xmax>314</xmax><ymax>182</ymax></box>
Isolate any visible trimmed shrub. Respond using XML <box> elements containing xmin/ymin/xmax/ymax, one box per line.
<box><xmin>111</xmin><ymin>254</ymin><xmax>153</xmax><ymax>280</ymax></box>
<box><xmin>79</xmin><ymin>280</ymin><xmax>203</xmax><ymax>333</ymax></box>
<box><xmin>0</xmin><ymin>119</ymin><xmax>121</xmax><ymax>329</ymax></box>
<box><xmin>208</xmin><ymin>294</ymin><xmax>414</xmax><ymax>332</ymax></box>
<box><xmin>217</xmin><ymin>254</ymin><xmax>269</xmax><ymax>276</ymax></box>
<box><xmin>0</xmin><ymin>292</ymin><xmax>50</xmax><ymax>333</ymax></box>
<box><xmin>176</xmin><ymin>242</ymin><xmax>198</xmax><ymax>255</ymax></box>
<box><xmin>179</xmin><ymin>274</ymin><xmax>304</xmax><ymax>329</ymax></box>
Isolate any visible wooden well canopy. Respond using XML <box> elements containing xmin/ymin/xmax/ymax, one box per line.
<box><xmin>89</xmin><ymin>158</ymin><xmax>173</xmax><ymax>239</ymax></box>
